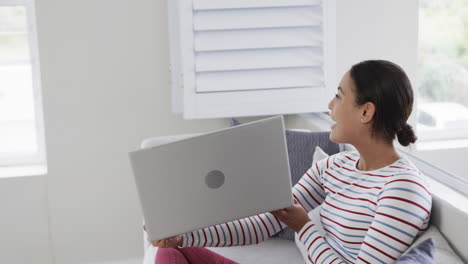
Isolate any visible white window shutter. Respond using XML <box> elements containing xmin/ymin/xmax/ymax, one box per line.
<box><xmin>169</xmin><ymin>0</ymin><xmax>336</xmax><ymax>119</ymax></box>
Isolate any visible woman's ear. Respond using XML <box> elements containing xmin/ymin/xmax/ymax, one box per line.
<box><xmin>360</xmin><ymin>102</ymin><xmax>375</xmax><ymax>123</ymax></box>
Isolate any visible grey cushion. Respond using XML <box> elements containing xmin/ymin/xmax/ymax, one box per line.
<box><xmin>410</xmin><ymin>225</ymin><xmax>464</xmax><ymax>264</ymax></box>
<box><xmin>394</xmin><ymin>238</ymin><xmax>435</xmax><ymax>264</ymax></box>
<box><xmin>231</xmin><ymin>118</ymin><xmax>341</xmax><ymax>240</ymax></box>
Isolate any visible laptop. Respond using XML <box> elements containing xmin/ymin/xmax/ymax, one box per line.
<box><xmin>129</xmin><ymin>116</ymin><xmax>294</xmax><ymax>241</ymax></box>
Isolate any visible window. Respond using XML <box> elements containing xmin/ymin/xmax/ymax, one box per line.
<box><xmin>0</xmin><ymin>0</ymin><xmax>46</xmax><ymax>168</ymax></box>
<box><xmin>417</xmin><ymin>0</ymin><xmax>468</xmax><ymax>143</ymax></box>
<box><xmin>168</xmin><ymin>0</ymin><xmax>337</xmax><ymax>119</ymax></box>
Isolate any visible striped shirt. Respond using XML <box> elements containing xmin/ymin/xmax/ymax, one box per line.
<box><xmin>181</xmin><ymin>151</ymin><xmax>432</xmax><ymax>264</ymax></box>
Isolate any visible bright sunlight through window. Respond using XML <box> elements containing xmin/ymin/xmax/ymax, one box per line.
<box><xmin>0</xmin><ymin>1</ymin><xmax>46</xmax><ymax>169</ymax></box>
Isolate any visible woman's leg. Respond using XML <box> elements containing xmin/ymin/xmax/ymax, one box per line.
<box><xmin>178</xmin><ymin>247</ymin><xmax>239</xmax><ymax>264</ymax></box>
<box><xmin>155</xmin><ymin>248</ymin><xmax>189</xmax><ymax>264</ymax></box>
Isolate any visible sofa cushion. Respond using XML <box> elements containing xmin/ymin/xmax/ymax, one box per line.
<box><xmin>410</xmin><ymin>225</ymin><xmax>464</xmax><ymax>264</ymax></box>
<box><xmin>394</xmin><ymin>238</ymin><xmax>435</xmax><ymax>264</ymax></box>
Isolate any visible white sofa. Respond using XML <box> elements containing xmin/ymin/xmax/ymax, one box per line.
<box><xmin>141</xmin><ymin>134</ymin><xmax>467</xmax><ymax>264</ymax></box>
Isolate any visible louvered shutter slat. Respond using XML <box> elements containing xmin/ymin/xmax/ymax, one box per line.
<box><xmin>194</xmin><ymin>27</ymin><xmax>322</xmax><ymax>52</ymax></box>
<box><xmin>196</xmin><ymin>67</ymin><xmax>323</xmax><ymax>92</ymax></box>
<box><xmin>193</xmin><ymin>0</ymin><xmax>321</xmax><ymax>10</ymax></box>
<box><xmin>193</xmin><ymin>6</ymin><xmax>321</xmax><ymax>31</ymax></box>
<box><xmin>195</xmin><ymin>47</ymin><xmax>323</xmax><ymax>72</ymax></box>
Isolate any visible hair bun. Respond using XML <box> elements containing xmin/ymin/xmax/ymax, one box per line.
<box><xmin>397</xmin><ymin>124</ymin><xmax>417</xmax><ymax>146</ymax></box>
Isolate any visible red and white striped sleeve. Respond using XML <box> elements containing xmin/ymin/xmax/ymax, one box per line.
<box><xmin>181</xmin><ymin>212</ymin><xmax>287</xmax><ymax>247</ymax></box>
<box><xmin>292</xmin><ymin>156</ymin><xmax>329</xmax><ymax>212</ymax></box>
<box><xmin>294</xmin><ymin>156</ymin><xmax>349</xmax><ymax>264</ymax></box>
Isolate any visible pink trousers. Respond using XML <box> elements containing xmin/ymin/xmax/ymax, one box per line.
<box><xmin>155</xmin><ymin>247</ymin><xmax>239</xmax><ymax>264</ymax></box>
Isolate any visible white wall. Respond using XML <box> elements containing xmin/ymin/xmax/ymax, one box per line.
<box><xmin>336</xmin><ymin>0</ymin><xmax>420</xmax><ymax>136</ymax></box>
<box><xmin>335</xmin><ymin>0</ymin><xmax>419</xmax><ymax>91</ymax></box>
<box><xmin>0</xmin><ymin>176</ymin><xmax>52</xmax><ymax>264</ymax></box>
<box><xmin>35</xmin><ymin>0</ymin><xmax>227</xmax><ymax>263</ymax></box>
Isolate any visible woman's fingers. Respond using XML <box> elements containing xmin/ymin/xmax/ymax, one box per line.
<box><xmin>151</xmin><ymin>239</ymin><xmax>165</xmax><ymax>247</ymax></box>
<box><xmin>151</xmin><ymin>240</ymin><xmax>159</xmax><ymax>247</ymax></box>
<box><xmin>151</xmin><ymin>237</ymin><xmax>180</xmax><ymax>248</ymax></box>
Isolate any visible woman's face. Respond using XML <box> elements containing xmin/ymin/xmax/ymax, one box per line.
<box><xmin>328</xmin><ymin>71</ymin><xmax>364</xmax><ymax>144</ymax></box>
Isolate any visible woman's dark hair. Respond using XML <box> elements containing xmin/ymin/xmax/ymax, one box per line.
<box><xmin>350</xmin><ymin>60</ymin><xmax>417</xmax><ymax>146</ymax></box>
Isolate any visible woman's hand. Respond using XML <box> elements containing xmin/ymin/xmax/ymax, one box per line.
<box><xmin>270</xmin><ymin>199</ymin><xmax>311</xmax><ymax>233</ymax></box>
<box><xmin>144</xmin><ymin>225</ymin><xmax>183</xmax><ymax>248</ymax></box>
<box><xmin>151</xmin><ymin>235</ymin><xmax>183</xmax><ymax>248</ymax></box>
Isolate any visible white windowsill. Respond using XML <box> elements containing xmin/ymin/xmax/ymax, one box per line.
<box><xmin>0</xmin><ymin>164</ymin><xmax>47</xmax><ymax>178</ymax></box>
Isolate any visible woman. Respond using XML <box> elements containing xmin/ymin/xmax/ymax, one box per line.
<box><xmin>149</xmin><ymin>60</ymin><xmax>432</xmax><ymax>264</ymax></box>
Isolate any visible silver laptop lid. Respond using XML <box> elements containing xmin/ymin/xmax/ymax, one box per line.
<box><xmin>129</xmin><ymin>116</ymin><xmax>293</xmax><ymax>241</ymax></box>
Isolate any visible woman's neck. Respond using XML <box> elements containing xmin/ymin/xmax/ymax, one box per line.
<box><xmin>353</xmin><ymin>139</ymin><xmax>400</xmax><ymax>172</ymax></box>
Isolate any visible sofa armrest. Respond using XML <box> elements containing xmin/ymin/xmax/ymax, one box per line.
<box><xmin>427</xmin><ymin>177</ymin><xmax>468</xmax><ymax>263</ymax></box>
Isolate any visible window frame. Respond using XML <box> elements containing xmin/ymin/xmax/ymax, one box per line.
<box><xmin>0</xmin><ymin>0</ymin><xmax>46</xmax><ymax>167</ymax></box>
